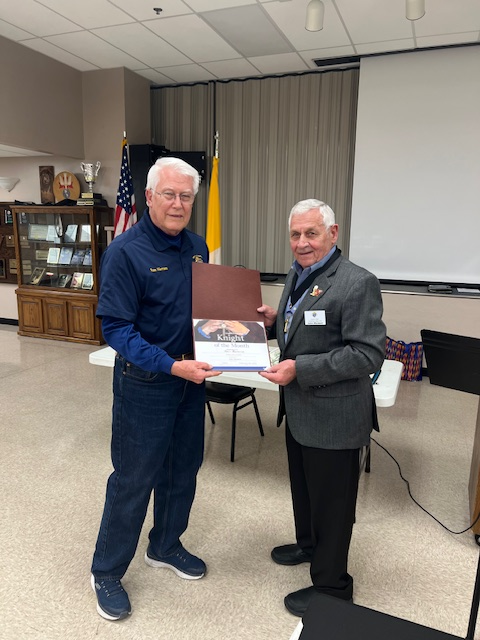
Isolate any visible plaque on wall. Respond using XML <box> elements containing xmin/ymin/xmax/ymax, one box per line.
<box><xmin>39</xmin><ymin>166</ymin><xmax>55</xmax><ymax>204</ymax></box>
<box><xmin>22</xmin><ymin>260</ymin><xmax>32</xmax><ymax>276</ymax></box>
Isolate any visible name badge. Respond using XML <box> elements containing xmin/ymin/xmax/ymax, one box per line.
<box><xmin>304</xmin><ymin>310</ymin><xmax>326</xmax><ymax>325</ymax></box>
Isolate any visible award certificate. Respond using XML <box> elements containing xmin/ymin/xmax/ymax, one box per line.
<box><xmin>193</xmin><ymin>319</ymin><xmax>270</xmax><ymax>371</ymax></box>
<box><xmin>192</xmin><ymin>263</ymin><xmax>272</xmax><ymax>371</ymax></box>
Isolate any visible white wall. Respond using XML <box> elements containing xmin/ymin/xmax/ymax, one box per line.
<box><xmin>350</xmin><ymin>46</ymin><xmax>480</xmax><ymax>285</ymax></box>
<box><xmin>262</xmin><ymin>283</ymin><xmax>480</xmax><ymax>344</ymax></box>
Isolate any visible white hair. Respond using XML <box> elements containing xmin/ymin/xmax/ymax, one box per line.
<box><xmin>146</xmin><ymin>156</ymin><xmax>200</xmax><ymax>194</ymax></box>
<box><xmin>288</xmin><ymin>199</ymin><xmax>335</xmax><ymax>229</ymax></box>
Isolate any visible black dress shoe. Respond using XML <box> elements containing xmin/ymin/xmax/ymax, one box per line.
<box><xmin>284</xmin><ymin>586</ymin><xmax>317</xmax><ymax>617</ymax></box>
<box><xmin>271</xmin><ymin>543</ymin><xmax>313</xmax><ymax>566</ymax></box>
<box><xmin>284</xmin><ymin>587</ymin><xmax>354</xmax><ymax>617</ymax></box>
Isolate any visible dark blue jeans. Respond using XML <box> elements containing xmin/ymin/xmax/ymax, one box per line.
<box><xmin>91</xmin><ymin>355</ymin><xmax>205</xmax><ymax>579</ymax></box>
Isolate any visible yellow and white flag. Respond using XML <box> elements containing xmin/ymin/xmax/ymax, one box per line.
<box><xmin>206</xmin><ymin>156</ymin><xmax>221</xmax><ymax>265</ymax></box>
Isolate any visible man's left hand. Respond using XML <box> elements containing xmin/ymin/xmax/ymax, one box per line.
<box><xmin>259</xmin><ymin>359</ymin><xmax>296</xmax><ymax>386</ymax></box>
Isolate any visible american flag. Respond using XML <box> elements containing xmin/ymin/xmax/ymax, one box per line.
<box><xmin>113</xmin><ymin>137</ymin><xmax>137</xmax><ymax>237</ymax></box>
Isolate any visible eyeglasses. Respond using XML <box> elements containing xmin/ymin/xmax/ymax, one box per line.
<box><xmin>151</xmin><ymin>189</ymin><xmax>195</xmax><ymax>204</ymax></box>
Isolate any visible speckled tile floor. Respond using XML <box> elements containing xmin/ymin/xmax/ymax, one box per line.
<box><xmin>1</xmin><ymin>324</ymin><xmax>479</xmax><ymax>639</ymax></box>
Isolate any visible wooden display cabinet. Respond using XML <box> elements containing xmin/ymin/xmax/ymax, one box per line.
<box><xmin>11</xmin><ymin>205</ymin><xmax>112</xmax><ymax>345</ymax></box>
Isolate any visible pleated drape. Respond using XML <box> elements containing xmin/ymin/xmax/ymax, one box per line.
<box><xmin>151</xmin><ymin>69</ymin><xmax>358</xmax><ymax>272</ymax></box>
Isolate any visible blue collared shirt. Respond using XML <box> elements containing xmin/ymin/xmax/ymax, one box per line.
<box><xmin>284</xmin><ymin>245</ymin><xmax>337</xmax><ymax>340</ymax></box>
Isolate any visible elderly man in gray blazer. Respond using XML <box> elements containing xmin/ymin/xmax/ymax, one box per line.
<box><xmin>258</xmin><ymin>199</ymin><xmax>386</xmax><ymax>617</ymax></box>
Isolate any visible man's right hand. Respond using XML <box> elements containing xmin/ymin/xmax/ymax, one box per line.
<box><xmin>257</xmin><ymin>304</ymin><xmax>277</xmax><ymax>327</ymax></box>
<box><xmin>171</xmin><ymin>360</ymin><xmax>221</xmax><ymax>384</ymax></box>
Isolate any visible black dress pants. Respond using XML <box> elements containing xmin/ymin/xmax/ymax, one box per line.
<box><xmin>286</xmin><ymin>424</ymin><xmax>360</xmax><ymax>600</ymax></box>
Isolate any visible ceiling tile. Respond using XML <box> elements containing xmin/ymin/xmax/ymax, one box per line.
<box><xmin>20</xmin><ymin>38</ymin><xmax>99</xmax><ymax>71</ymax></box>
<box><xmin>202</xmin><ymin>5</ymin><xmax>293</xmax><ymax>57</ymax></box>
<box><xmin>263</xmin><ymin>0</ymin><xmax>352</xmax><ymax>50</ymax></box>
<box><xmin>335</xmin><ymin>0</ymin><xmax>412</xmax><ymax>44</ymax></box>
<box><xmin>0</xmin><ymin>0</ymin><xmax>82</xmax><ymax>37</ymax></box>
<box><xmin>92</xmin><ymin>23</ymin><xmax>191</xmax><ymax>67</ymax></box>
<box><xmin>355</xmin><ymin>39</ymin><xmax>414</xmax><ymax>55</ymax></box>
<box><xmin>416</xmin><ymin>33</ymin><xmax>480</xmax><ymax>48</ymax></box>
<box><xmin>414</xmin><ymin>0</ymin><xmax>480</xmax><ymax>37</ymax></box>
<box><xmin>0</xmin><ymin>19</ymin><xmax>34</xmax><ymax>40</ymax></box>
<box><xmin>133</xmin><ymin>68</ymin><xmax>176</xmax><ymax>84</ymax></box>
<box><xmin>109</xmin><ymin>0</ymin><xmax>193</xmax><ymax>21</ymax></box>
<box><xmin>145</xmin><ymin>14</ymin><xmax>241</xmax><ymax>62</ymax></box>
<box><xmin>37</xmin><ymin>0</ymin><xmax>134</xmax><ymax>30</ymax></box>
<box><xmin>0</xmin><ymin>0</ymin><xmax>478</xmax><ymax>106</ymax></box>
<box><xmin>201</xmin><ymin>58</ymin><xmax>262</xmax><ymax>80</ymax></box>
<box><xmin>248</xmin><ymin>52</ymin><xmax>308</xmax><ymax>74</ymax></box>
<box><xmin>186</xmin><ymin>0</ymin><xmax>256</xmax><ymax>10</ymax></box>
<box><xmin>45</xmin><ymin>31</ymin><xmax>147</xmax><ymax>70</ymax></box>
<box><xmin>153</xmin><ymin>64</ymin><xmax>218</xmax><ymax>84</ymax></box>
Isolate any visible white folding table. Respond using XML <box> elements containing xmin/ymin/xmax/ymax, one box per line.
<box><xmin>88</xmin><ymin>346</ymin><xmax>403</xmax><ymax>408</ymax></box>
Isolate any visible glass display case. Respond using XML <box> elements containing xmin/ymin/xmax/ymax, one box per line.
<box><xmin>12</xmin><ymin>205</ymin><xmax>113</xmax><ymax>345</ymax></box>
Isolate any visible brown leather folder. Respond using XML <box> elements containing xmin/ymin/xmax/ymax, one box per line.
<box><xmin>192</xmin><ymin>263</ymin><xmax>263</xmax><ymax>322</ymax></box>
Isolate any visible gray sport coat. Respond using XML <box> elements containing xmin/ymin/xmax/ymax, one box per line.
<box><xmin>275</xmin><ymin>253</ymin><xmax>386</xmax><ymax>450</ymax></box>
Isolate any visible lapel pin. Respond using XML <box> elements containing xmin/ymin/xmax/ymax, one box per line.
<box><xmin>310</xmin><ymin>285</ymin><xmax>322</xmax><ymax>297</ymax></box>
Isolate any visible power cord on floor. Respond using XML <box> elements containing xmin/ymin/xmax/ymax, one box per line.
<box><xmin>371</xmin><ymin>437</ymin><xmax>480</xmax><ymax>535</ymax></box>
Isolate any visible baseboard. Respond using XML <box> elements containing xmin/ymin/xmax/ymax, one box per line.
<box><xmin>0</xmin><ymin>318</ymin><xmax>19</xmax><ymax>326</ymax></box>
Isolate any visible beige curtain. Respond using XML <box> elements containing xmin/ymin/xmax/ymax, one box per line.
<box><xmin>151</xmin><ymin>83</ymin><xmax>213</xmax><ymax>237</ymax></box>
<box><xmin>151</xmin><ymin>69</ymin><xmax>358</xmax><ymax>272</ymax></box>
